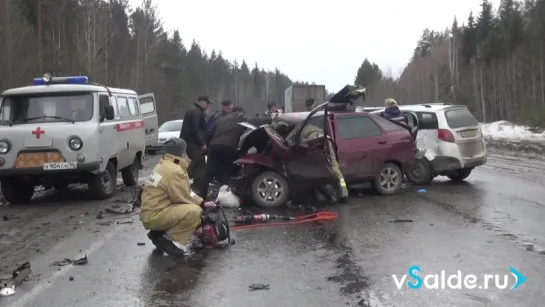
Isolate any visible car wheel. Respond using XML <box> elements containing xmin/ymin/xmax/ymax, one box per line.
<box><xmin>373</xmin><ymin>163</ymin><xmax>403</xmax><ymax>196</ymax></box>
<box><xmin>250</xmin><ymin>171</ymin><xmax>289</xmax><ymax>208</ymax></box>
<box><xmin>446</xmin><ymin>168</ymin><xmax>472</xmax><ymax>182</ymax></box>
<box><xmin>88</xmin><ymin>161</ymin><xmax>117</xmax><ymax>200</ymax></box>
<box><xmin>405</xmin><ymin>158</ymin><xmax>433</xmax><ymax>185</ymax></box>
<box><xmin>1</xmin><ymin>179</ymin><xmax>35</xmax><ymax>204</ymax></box>
<box><xmin>121</xmin><ymin>156</ymin><xmax>140</xmax><ymax>186</ymax></box>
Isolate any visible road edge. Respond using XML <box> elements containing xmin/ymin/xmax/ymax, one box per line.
<box><xmin>485</xmin><ymin>137</ymin><xmax>545</xmax><ymax>160</ymax></box>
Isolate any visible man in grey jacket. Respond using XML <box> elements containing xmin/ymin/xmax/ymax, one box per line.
<box><xmin>199</xmin><ymin>107</ymin><xmax>271</xmax><ymax>198</ymax></box>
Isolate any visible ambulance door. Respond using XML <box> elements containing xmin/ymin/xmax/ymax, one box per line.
<box><xmin>138</xmin><ymin>93</ymin><xmax>159</xmax><ymax>148</ymax></box>
<box><xmin>98</xmin><ymin>94</ymin><xmax>118</xmax><ymax>172</ymax></box>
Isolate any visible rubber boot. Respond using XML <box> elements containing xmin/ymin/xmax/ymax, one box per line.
<box><xmin>155</xmin><ymin>236</ymin><xmax>186</xmax><ymax>256</ymax></box>
<box><xmin>147</xmin><ymin>231</ymin><xmax>164</xmax><ymax>249</ymax></box>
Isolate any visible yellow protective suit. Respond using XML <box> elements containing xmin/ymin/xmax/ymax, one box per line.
<box><xmin>300</xmin><ymin>124</ymin><xmax>349</xmax><ymax>199</ymax></box>
<box><xmin>140</xmin><ymin>153</ymin><xmax>204</xmax><ymax>245</ymax></box>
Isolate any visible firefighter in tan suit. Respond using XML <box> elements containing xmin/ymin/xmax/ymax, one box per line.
<box><xmin>300</xmin><ymin>122</ymin><xmax>349</xmax><ymax>200</ymax></box>
<box><xmin>140</xmin><ymin>138</ymin><xmax>216</xmax><ymax>256</ymax></box>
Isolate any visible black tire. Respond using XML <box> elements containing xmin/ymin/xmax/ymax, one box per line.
<box><xmin>121</xmin><ymin>156</ymin><xmax>140</xmax><ymax>186</ymax></box>
<box><xmin>1</xmin><ymin>179</ymin><xmax>35</xmax><ymax>204</ymax></box>
<box><xmin>405</xmin><ymin>158</ymin><xmax>433</xmax><ymax>185</ymax></box>
<box><xmin>88</xmin><ymin>161</ymin><xmax>117</xmax><ymax>200</ymax></box>
<box><xmin>250</xmin><ymin>171</ymin><xmax>289</xmax><ymax>208</ymax></box>
<box><xmin>372</xmin><ymin>163</ymin><xmax>403</xmax><ymax>196</ymax></box>
<box><xmin>447</xmin><ymin>168</ymin><xmax>472</xmax><ymax>182</ymax></box>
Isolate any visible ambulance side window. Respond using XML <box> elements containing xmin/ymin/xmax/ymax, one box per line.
<box><xmin>117</xmin><ymin>96</ymin><xmax>130</xmax><ymax>118</ymax></box>
<box><xmin>109</xmin><ymin>96</ymin><xmax>120</xmax><ymax>119</ymax></box>
<box><xmin>99</xmin><ymin>94</ymin><xmax>113</xmax><ymax>122</ymax></box>
<box><xmin>128</xmin><ymin>97</ymin><xmax>139</xmax><ymax>117</ymax></box>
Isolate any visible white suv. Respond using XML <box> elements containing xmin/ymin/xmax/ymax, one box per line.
<box><xmin>369</xmin><ymin>103</ymin><xmax>487</xmax><ymax>184</ymax></box>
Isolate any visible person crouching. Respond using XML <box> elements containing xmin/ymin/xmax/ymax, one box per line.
<box><xmin>140</xmin><ymin>137</ymin><xmax>217</xmax><ymax>256</ymax></box>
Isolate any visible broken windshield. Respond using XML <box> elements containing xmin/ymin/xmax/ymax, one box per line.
<box><xmin>0</xmin><ymin>93</ymin><xmax>94</xmax><ymax>125</ymax></box>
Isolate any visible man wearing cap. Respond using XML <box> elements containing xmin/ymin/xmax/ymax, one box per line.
<box><xmin>205</xmin><ymin>99</ymin><xmax>233</xmax><ymax>142</ymax></box>
<box><xmin>180</xmin><ymin>96</ymin><xmax>214</xmax><ymax>187</ymax></box>
<box><xmin>140</xmin><ymin>138</ymin><xmax>217</xmax><ymax>256</ymax></box>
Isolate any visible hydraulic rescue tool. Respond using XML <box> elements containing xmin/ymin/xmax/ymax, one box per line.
<box><xmin>234</xmin><ymin>211</ymin><xmax>295</xmax><ymax>225</ymax></box>
<box><xmin>199</xmin><ymin>205</ymin><xmax>233</xmax><ymax>247</ymax></box>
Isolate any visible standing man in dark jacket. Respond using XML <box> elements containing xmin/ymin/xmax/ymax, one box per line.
<box><xmin>199</xmin><ymin>107</ymin><xmax>272</xmax><ymax>198</ymax></box>
<box><xmin>180</xmin><ymin>96</ymin><xmax>214</xmax><ymax>187</ymax></box>
<box><xmin>205</xmin><ymin>100</ymin><xmax>233</xmax><ymax>142</ymax></box>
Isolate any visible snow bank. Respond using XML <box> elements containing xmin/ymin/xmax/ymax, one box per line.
<box><xmin>480</xmin><ymin>120</ymin><xmax>545</xmax><ymax>141</ymax></box>
<box><xmin>480</xmin><ymin>120</ymin><xmax>545</xmax><ymax>158</ymax></box>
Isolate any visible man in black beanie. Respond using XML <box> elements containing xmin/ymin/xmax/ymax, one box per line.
<box><xmin>180</xmin><ymin>95</ymin><xmax>214</xmax><ymax>187</ymax></box>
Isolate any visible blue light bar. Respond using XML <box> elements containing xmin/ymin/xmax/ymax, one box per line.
<box><xmin>32</xmin><ymin>76</ymin><xmax>89</xmax><ymax>86</ymax></box>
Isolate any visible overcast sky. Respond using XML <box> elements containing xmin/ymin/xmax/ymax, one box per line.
<box><xmin>129</xmin><ymin>0</ymin><xmax>500</xmax><ymax>91</ymax></box>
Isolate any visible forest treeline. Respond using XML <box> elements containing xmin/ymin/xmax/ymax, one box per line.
<box><xmin>0</xmin><ymin>0</ymin><xmax>295</xmax><ymax>121</ymax></box>
<box><xmin>355</xmin><ymin>0</ymin><xmax>545</xmax><ymax>127</ymax></box>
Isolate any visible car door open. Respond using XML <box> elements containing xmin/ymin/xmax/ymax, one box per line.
<box><xmin>283</xmin><ymin>103</ymin><xmax>336</xmax><ymax>193</ymax></box>
<box><xmin>138</xmin><ymin>93</ymin><xmax>159</xmax><ymax>148</ymax></box>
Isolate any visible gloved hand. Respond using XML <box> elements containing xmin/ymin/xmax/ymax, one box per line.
<box><xmin>202</xmin><ymin>201</ymin><xmax>217</xmax><ymax>209</ymax></box>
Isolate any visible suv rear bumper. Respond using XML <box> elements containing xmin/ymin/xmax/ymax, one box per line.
<box><xmin>0</xmin><ymin>161</ymin><xmax>100</xmax><ymax>177</ymax></box>
<box><xmin>431</xmin><ymin>155</ymin><xmax>486</xmax><ymax>174</ymax></box>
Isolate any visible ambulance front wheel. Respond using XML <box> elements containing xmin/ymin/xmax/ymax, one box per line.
<box><xmin>0</xmin><ymin>179</ymin><xmax>35</xmax><ymax>204</ymax></box>
<box><xmin>88</xmin><ymin>161</ymin><xmax>117</xmax><ymax>200</ymax></box>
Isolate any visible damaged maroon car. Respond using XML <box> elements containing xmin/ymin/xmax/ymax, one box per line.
<box><xmin>231</xmin><ymin>85</ymin><xmax>421</xmax><ymax>208</ymax></box>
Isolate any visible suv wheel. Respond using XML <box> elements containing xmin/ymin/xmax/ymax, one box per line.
<box><xmin>405</xmin><ymin>158</ymin><xmax>433</xmax><ymax>185</ymax></box>
<box><xmin>250</xmin><ymin>171</ymin><xmax>289</xmax><ymax>208</ymax></box>
<box><xmin>1</xmin><ymin>179</ymin><xmax>35</xmax><ymax>204</ymax></box>
<box><xmin>88</xmin><ymin>161</ymin><xmax>117</xmax><ymax>200</ymax></box>
<box><xmin>373</xmin><ymin>163</ymin><xmax>402</xmax><ymax>195</ymax></box>
<box><xmin>446</xmin><ymin>168</ymin><xmax>472</xmax><ymax>182</ymax></box>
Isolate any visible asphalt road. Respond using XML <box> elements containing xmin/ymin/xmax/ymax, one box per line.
<box><xmin>1</xmin><ymin>153</ymin><xmax>545</xmax><ymax>307</ymax></box>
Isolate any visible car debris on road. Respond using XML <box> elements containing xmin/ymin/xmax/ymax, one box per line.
<box><xmin>248</xmin><ymin>283</ymin><xmax>270</xmax><ymax>291</ymax></box>
<box><xmin>389</xmin><ymin>219</ymin><xmax>414</xmax><ymax>223</ymax></box>
<box><xmin>0</xmin><ymin>261</ymin><xmax>32</xmax><ymax>297</ymax></box>
<box><xmin>50</xmin><ymin>255</ymin><xmax>88</xmax><ymax>267</ymax></box>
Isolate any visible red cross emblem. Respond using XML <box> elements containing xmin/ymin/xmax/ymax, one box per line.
<box><xmin>32</xmin><ymin>127</ymin><xmax>45</xmax><ymax>139</ymax></box>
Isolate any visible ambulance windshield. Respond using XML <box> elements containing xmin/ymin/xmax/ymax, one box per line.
<box><xmin>0</xmin><ymin>93</ymin><xmax>94</xmax><ymax>125</ymax></box>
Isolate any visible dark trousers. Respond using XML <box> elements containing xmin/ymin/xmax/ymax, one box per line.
<box><xmin>186</xmin><ymin>142</ymin><xmax>206</xmax><ymax>187</ymax></box>
<box><xmin>199</xmin><ymin>144</ymin><xmax>236</xmax><ymax>198</ymax></box>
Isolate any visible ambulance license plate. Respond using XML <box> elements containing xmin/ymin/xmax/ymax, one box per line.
<box><xmin>43</xmin><ymin>162</ymin><xmax>77</xmax><ymax>171</ymax></box>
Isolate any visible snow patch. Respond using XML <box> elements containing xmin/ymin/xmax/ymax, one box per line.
<box><xmin>480</xmin><ymin>121</ymin><xmax>545</xmax><ymax>158</ymax></box>
<box><xmin>480</xmin><ymin>121</ymin><xmax>545</xmax><ymax>141</ymax></box>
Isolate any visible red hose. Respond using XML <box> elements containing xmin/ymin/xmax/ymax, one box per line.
<box><xmin>230</xmin><ymin>211</ymin><xmax>338</xmax><ymax>231</ymax></box>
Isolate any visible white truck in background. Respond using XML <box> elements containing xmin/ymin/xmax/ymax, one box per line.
<box><xmin>284</xmin><ymin>83</ymin><xmax>326</xmax><ymax>112</ymax></box>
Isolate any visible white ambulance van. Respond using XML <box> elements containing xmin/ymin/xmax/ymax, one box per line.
<box><xmin>0</xmin><ymin>74</ymin><xmax>159</xmax><ymax>204</ymax></box>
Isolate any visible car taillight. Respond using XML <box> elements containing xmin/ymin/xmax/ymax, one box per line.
<box><xmin>438</xmin><ymin>129</ymin><xmax>455</xmax><ymax>143</ymax></box>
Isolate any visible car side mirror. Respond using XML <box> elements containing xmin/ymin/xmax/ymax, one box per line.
<box><xmin>104</xmin><ymin>105</ymin><xmax>115</xmax><ymax>120</ymax></box>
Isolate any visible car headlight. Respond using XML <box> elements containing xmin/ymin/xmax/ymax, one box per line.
<box><xmin>0</xmin><ymin>140</ymin><xmax>10</xmax><ymax>154</ymax></box>
<box><xmin>68</xmin><ymin>137</ymin><xmax>83</xmax><ymax>150</ymax></box>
